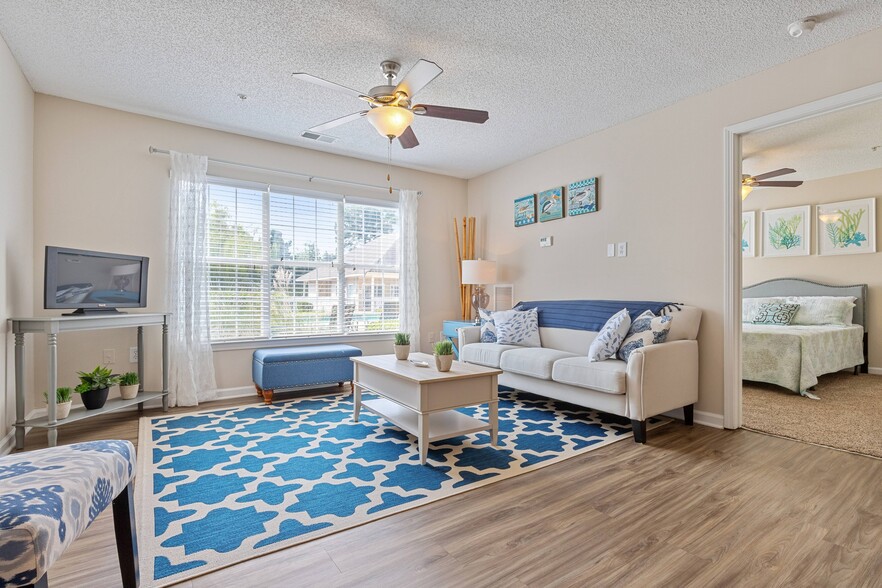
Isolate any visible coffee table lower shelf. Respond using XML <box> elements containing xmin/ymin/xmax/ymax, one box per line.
<box><xmin>362</xmin><ymin>398</ymin><xmax>491</xmax><ymax>444</ymax></box>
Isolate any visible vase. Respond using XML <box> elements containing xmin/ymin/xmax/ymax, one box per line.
<box><xmin>120</xmin><ymin>384</ymin><xmax>140</xmax><ymax>400</ymax></box>
<box><xmin>434</xmin><ymin>353</ymin><xmax>453</xmax><ymax>372</ymax></box>
<box><xmin>53</xmin><ymin>401</ymin><xmax>72</xmax><ymax>420</ymax></box>
<box><xmin>393</xmin><ymin>344</ymin><xmax>410</xmax><ymax>360</ymax></box>
<box><xmin>80</xmin><ymin>387</ymin><xmax>110</xmax><ymax>410</ymax></box>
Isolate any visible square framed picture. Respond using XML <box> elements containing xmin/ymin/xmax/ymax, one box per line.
<box><xmin>567</xmin><ymin>177</ymin><xmax>598</xmax><ymax>216</ymax></box>
<box><xmin>762</xmin><ymin>205</ymin><xmax>810</xmax><ymax>257</ymax></box>
<box><xmin>817</xmin><ymin>197</ymin><xmax>876</xmax><ymax>255</ymax></box>
<box><xmin>741</xmin><ymin>211</ymin><xmax>755</xmax><ymax>257</ymax></box>
<box><xmin>514</xmin><ymin>194</ymin><xmax>537</xmax><ymax>227</ymax></box>
<box><xmin>538</xmin><ymin>187</ymin><xmax>564</xmax><ymax>222</ymax></box>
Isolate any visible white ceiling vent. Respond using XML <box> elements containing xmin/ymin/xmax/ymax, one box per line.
<box><xmin>300</xmin><ymin>131</ymin><xmax>338</xmax><ymax>144</ymax></box>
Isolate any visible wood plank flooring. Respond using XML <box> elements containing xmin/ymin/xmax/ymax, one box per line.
<box><xmin>20</xmin><ymin>392</ymin><xmax>882</xmax><ymax>587</ymax></box>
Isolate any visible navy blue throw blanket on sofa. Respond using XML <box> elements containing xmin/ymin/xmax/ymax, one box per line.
<box><xmin>515</xmin><ymin>300</ymin><xmax>680</xmax><ymax>332</ymax></box>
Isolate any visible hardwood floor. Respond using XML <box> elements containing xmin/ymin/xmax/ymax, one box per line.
<box><xmin>22</xmin><ymin>393</ymin><xmax>882</xmax><ymax>587</ymax></box>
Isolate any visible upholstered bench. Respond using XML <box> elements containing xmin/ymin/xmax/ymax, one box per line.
<box><xmin>253</xmin><ymin>344</ymin><xmax>363</xmax><ymax>404</ymax></box>
<box><xmin>0</xmin><ymin>440</ymin><xmax>138</xmax><ymax>588</ymax></box>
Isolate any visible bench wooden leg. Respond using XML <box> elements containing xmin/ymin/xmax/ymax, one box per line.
<box><xmin>262</xmin><ymin>389</ymin><xmax>274</xmax><ymax>404</ymax></box>
<box><xmin>112</xmin><ymin>481</ymin><xmax>139</xmax><ymax>588</ymax></box>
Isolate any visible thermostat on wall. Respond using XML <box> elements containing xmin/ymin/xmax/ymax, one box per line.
<box><xmin>539</xmin><ymin>236</ymin><xmax>553</xmax><ymax>248</ymax></box>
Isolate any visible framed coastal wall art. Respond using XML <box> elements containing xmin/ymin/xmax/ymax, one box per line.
<box><xmin>817</xmin><ymin>197</ymin><xmax>876</xmax><ymax>256</ymax></box>
<box><xmin>567</xmin><ymin>177</ymin><xmax>598</xmax><ymax>216</ymax></box>
<box><xmin>514</xmin><ymin>194</ymin><xmax>537</xmax><ymax>227</ymax></box>
<box><xmin>741</xmin><ymin>211</ymin><xmax>755</xmax><ymax>257</ymax></box>
<box><xmin>762</xmin><ymin>205</ymin><xmax>810</xmax><ymax>257</ymax></box>
<box><xmin>538</xmin><ymin>187</ymin><xmax>564</xmax><ymax>222</ymax></box>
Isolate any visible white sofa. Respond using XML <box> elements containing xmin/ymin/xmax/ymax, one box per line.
<box><xmin>458</xmin><ymin>305</ymin><xmax>702</xmax><ymax>443</ymax></box>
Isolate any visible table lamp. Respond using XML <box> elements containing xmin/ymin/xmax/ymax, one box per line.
<box><xmin>461</xmin><ymin>259</ymin><xmax>497</xmax><ymax>324</ymax></box>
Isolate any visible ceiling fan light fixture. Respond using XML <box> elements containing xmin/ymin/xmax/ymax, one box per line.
<box><xmin>741</xmin><ymin>184</ymin><xmax>753</xmax><ymax>200</ymax></box>
<box><xmin>366</xmin><ymin>106</ymin><xmax>414</xmax><ymax>139</ymax></box>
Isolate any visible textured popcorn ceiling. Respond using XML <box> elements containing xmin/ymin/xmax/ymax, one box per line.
<box><xmin>743</xmin><ymin>98</ymin><xmax>882</xmax><ymax>182</ymax></box>
<box><xmin>1</xmin><ymin>1</ymin><xmax>880</xmax><ymax>178</ymax></box>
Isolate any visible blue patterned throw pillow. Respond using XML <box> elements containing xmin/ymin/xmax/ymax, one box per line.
<box><xmin>495</xmin><ymin>308</ymin><xmax>541</xmax><ymax>347</ymax></box>
<box><xmin>617</xmin><ymin>310</ymin><xmax>673</xmax><ymax>362</ymax></box>
<box><xmin>479</xmin><ymin>309</ymin><xmax>519</xmax><ymax>343</ymax></box>
<box><xmin>588</xmin><ymin>308</ymin><xmax>631</xmax><ymax>362</ymax></box>
<box><xmin>752</xmin><ymin>302</ymin><xmax>799</xmax><ymax>326</ymax></box>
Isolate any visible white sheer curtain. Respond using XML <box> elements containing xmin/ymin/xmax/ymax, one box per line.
<box><xmin>398</xmin><ymin>190</ymin><xmax>421</xmax><ymax>351</ymax></box>
<box><xmin>166</xmin><ymin>151</ymin><xmax>217</xmax><ymax>406</ymax></box>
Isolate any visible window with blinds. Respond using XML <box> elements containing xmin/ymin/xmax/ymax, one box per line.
<box><xmin>207</xmin><ymin>179</ymin><xmax>401</xmax><ymax>342</ymax></box>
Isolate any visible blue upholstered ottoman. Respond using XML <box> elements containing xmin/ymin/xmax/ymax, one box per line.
<box><xmin>0</xmin><ymin>440</ymin><xmax>138</xmax><ymax>588</ymax></box>
<box><xmin>252</xmin><ymin>344</ymin><xmax>362</xmax><ymax>404</ymax></box>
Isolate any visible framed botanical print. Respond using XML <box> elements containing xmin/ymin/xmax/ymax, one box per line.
<box><xmin>817</xmin><ymin>197</ymin><xmax>876</xmax><ymax>255</ymax></box>
<box><xmin>742</xmin><ymin>211</ymin><xmax>755</xmax><ymax>257</ymax></box>
<box><xmin>762</xmin><ymin>205</ymin><xmax>810</xmax><ymax>257</ymax></box>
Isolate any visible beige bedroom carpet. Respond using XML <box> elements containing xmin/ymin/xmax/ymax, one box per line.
<box><xmin>743</xmin><ymin>372</ymin><xmax>882</xmax><ymax>459</ymax></box>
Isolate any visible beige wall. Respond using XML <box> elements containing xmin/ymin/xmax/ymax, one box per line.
<box><xmin>744</xmin><ymin>167</ymin><xmax>882</xmax><ymax>367</ymax></box>
<box><xmin>467</xmin><ymin>27</ymin><xmax>882</xmax><ymax>416</ymax></box>
<box><xmin>0</xmin><ymin>34</ymin><xmax>34</xmax><ymax>444</ymax></box>
<box><xmin>32</xmin><ymin>96</ymin><xmax>467</xmax><ymax>399</ymax></box>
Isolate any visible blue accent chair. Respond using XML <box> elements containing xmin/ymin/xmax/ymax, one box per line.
<box><xmin>0</xmin><ymin>440</ymin><xmax>138</xmax><ymax>588</ymax></box>
<box><xmin>252</xmin><ymin>344</ymin><xmax>363</xmax><ymax>404</ymax></box>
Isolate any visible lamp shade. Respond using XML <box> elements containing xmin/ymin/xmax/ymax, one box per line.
<box><xmin>461</xmin><ymin>259</ymin><xmax>497</xmax><ymax>285</ymax></box>
<box><xmin>365</xmin><ymin>106</ymin><xmax>414</xmax><ymax>138</ymax></box>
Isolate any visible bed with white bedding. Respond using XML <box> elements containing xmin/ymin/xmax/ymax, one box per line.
<box><xmin>742</xmin><ymin>279</ymin><xmax>868</xmax><ymax>395</ymax></box>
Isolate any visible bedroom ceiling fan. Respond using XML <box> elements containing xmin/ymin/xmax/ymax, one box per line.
<box><xmin>292</xmin><ymin>59</ymin><xmax>489</xmax><ymax>150</ymax></box>
<box><xmin>741</xmin><ymin>167</ymin><xmax>803</xmax><ymax>200</ymax></box>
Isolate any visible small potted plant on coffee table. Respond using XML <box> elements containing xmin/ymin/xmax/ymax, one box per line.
<box><xmin>433</xmin><ymin>340</ymin><xmax>454</xmax><ymax>372</ymax></box>
<box><xmin>44</xmin><ymin>386</ymin><xmax>73</xmax><ymax>420</ymax></box>
<box><xmin>75</xmin><ymin>365</ymin><xmax>120</xmax><ymax>410</ymax></box>
<box><xmin>393</xmin><ymin>332</ymin><xmax>411</xmax><ymax>360</ymax></box>
<box><xmin>119</xmin><ymin>371</ymin><xmax>140</xmax><ymax>400</ymax></box>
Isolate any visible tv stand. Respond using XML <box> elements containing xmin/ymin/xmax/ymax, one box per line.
<box><xmin>63</xmin><ymin>308</ymin><xmax>127</xmax><ymax>316</ymax></box>
<box><xmin>10</xmin><ymin>312</ymin><xmax>170</xmax><ymax>449</ymax></box>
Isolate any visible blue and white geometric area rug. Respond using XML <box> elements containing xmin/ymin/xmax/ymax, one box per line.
<box><xmin>137</xmin><ymin>391</ymin><xmax>666</xmax><ymax>586</ymax></box>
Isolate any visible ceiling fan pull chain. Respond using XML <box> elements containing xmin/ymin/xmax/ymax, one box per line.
<box><xmin>388</xmin><ymin>137</ymin><xmax>393</xmax><ymax>193</ymax></box>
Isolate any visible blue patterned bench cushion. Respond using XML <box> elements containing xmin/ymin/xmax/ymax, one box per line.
<box><xmin>252</xmin><ymin>344</ymin><xmax>362</xmax><ymax>390</ymax></box>
<box><xmin>0</xmin><ymin>440</ymin><xmax>136</xmax><ymax>587</ymax></box>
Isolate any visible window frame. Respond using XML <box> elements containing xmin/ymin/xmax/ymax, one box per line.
<box><xmin>206</xmin><ymin>176</ymin><xmax>401</xmax><ymax>349</ymax></box>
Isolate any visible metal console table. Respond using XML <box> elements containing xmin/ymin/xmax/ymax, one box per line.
<box><xmin>10</xmin><ymin>313</ymin><xmax>170</xmax><ymax>449</ymax></box>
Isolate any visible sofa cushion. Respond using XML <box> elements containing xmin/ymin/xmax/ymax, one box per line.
<box><xmin>552</xmin><ymin>357</ymin><xmax>628</xmax><ymax>394</ymax></box>
<box><xmin>496</xmin><ymin>308</ymin><xmax>541</xmax><ymax>347</ymax></box>
<box><xmin>500</xmin><ymin>348</ymin><xmax>577</xmax><ymax>380</ymax></box>
<box><xmin>460</xmin><ymin>343</ymin><xmax>519</xmax><ymax>368</ymax></box>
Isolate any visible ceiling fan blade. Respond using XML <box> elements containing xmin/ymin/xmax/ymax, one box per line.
<box><xmin>754</xmin><ymin>180</ymin><xmax>804</xmax><ymax>188</ymax></box>
<box><xmin>398</xmin><ymin>126</ymin><xmax>419</xmax><ymax>149</ymax></box>
<box><xmin>307</xmin><ymin>111</ymin><xmax>368</xmax><ymax>133</ymax></box>
<box><xmin>292</xmin><ymin>73</ymin><xmax>369</xmax><ymax>100</ymax></box>
<box><xmin>413</xmin><ymin>104</ymin><xmax>489</xmax><ymax>124</ymax></box>
<box><xmin>752</xmin><ymin>167</ymin><xmax>796</xmax><ymax>181</ymax></box>
<box><xmin>394</xmin><ymin>59</ymin><xmax>443</xmax><ymax>99</ymax></box>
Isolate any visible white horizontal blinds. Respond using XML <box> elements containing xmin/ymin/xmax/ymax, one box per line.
<box><xmin>269</xmin><ymin>193</ymin><xmax>341</xmax><ymax>337</ymax></box>
<box><xmin>207</xmin><ymin>184</ymin><xmax>268</xmax><ymax>341</ymax></box>
<box><xmin>343</xmin><ymin>203</ymin><xmax>401</xmax><ymax>334</ymax></box>
<box><xmin>207</xmin><ymin>178</ymin><xmax>401</xmax><ymax>342</ymax></box>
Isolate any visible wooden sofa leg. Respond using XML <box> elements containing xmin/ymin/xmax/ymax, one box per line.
<box><xmin>262</xmin><ymin>389</ymin><xmax>274</xmax><ymax>404</ymax></box>
<box><xmin>255</xmin><ymin>384</ymin><xmax>263</xmax><ymax>397</ymax></box>
<box><xmin>631</xmin><ymin>420</ymin><xmax>647</xmax><ymax>444</ymax></box>
<box><xmin>112</xmin><ymin>481</ymin><xmax>139</xmax><ymax>588</ymax></box>
<box><xmin>684</xmin><ymin>404</ymin><xmax>694</xmax><ymax>426</ymax></box>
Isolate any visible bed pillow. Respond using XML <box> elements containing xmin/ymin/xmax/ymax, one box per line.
<box><xmin>588</xmin><ymin>308</ymin><xmax>631</xmax><ymax>362</ymax></box>
<box><xmin>784</xmin><ymin>296</ymin><xmax>856</xmax><ymax>326</ymax></box>
<box><xmin>751</xmin><ymin>302</ymin><xmax>800</xmax><ymax>325</ymax></box>
<box><xmin>617</xmin><ymin>310</ymin><xmax>673</xmax><ymax>362</ymax></box>
<box><xmin>495</xmin><ymin>307</ymin><xmax>541</xmax><ymax>347</ymax></box>
<box><xmin>742</xmin><ymin>297</ymin><xmax>785</xmax><ymax>322</ymax></box>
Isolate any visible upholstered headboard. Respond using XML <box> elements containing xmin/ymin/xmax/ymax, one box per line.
<box><xmin>743</xmin><ymin>278</ymin><xmax>868</xmax><ymax>331</ymax></box>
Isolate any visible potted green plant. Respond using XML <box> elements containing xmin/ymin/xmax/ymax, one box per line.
<box><xmin>119</xmin><ymin>371</ymin><xmax>140</xmax><ymax>400</ymax></box>
<box><xmin>433</xmin><ymin>340</ymin><xmax>454</xmax><ymax>372</ymax></box>
<box><xmin>43</xmin><ymin>386</ymin><xmax>73</xmax><ymax>420</ymax></box>
<box><xmin>75</xmin><ymin>365</ymin><xmax>120</xmax><ymax>410</ymax></box>
<box><xmin>393</xmin><ymin>332</ymin><xmax>411</xmax><ymax>360</ymax></box>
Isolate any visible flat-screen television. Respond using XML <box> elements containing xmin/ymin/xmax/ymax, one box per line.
<box><xmin>44</xmin><ymin>246</ymin><xmax>149</xmax><ymax>314</ymax></box>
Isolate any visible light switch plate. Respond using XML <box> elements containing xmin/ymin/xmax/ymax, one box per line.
<box><xmin>617</xmin><ymin>242</ymin><xmax>628</xmax><ymax>257</ymax></box>
<box><xmin>607</xmin><ymin>244</ymin><xmax>616</xmax><ymax>257</ymax></box>
<box><xmin>540</xmin><ymin>236</ymin><xmax>553</xmax><ymax>248</ymax></box>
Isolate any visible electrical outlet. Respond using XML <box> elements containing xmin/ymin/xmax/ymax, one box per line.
<box><xmin>102</xmin><ymin>349</ymin><xmax>115</xmax><ymax>365</ymax></box>
<box><xmin>607</xmin><ymin>243</ymin><xmax>616</xmax><ymax>257</ymax></box>
<box><xmin>129</xmin><ymin>347</ymin><xmax>139</xmax><ymax>363</ymax></box>
<box><xmin>617</xmin><ymin>242</ymin><xmax>628</xmax><ymax>257</ymax></box>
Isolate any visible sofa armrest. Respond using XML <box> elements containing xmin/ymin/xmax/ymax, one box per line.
<box><xmin>626</xmin><ymin>340</ymin><xmax>698</xmax><ymax>421</ymax></box>
<box><xmin>458</xmin><ymin>326</ymin><xmax>481</xmax><ymax>349</ymax></box>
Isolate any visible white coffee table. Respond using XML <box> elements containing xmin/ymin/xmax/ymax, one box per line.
<box><xmin>351</xmin><ymin>353</ymin><xmax>502</xmax><ymax>465</ymax></box>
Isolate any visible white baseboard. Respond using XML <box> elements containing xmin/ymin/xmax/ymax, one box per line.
<box><xmin>869</xmin><ymin>367</ymin><xmax>882</xmax><ymax>376</ymax></box>
<box><xmin>0</xmin><ymin>409</ymin><xmax>42</xmax><ymax>457</ymax></box>
<box><xmin>694</xmin><ymin>410</ymin><xmax>725</xmax><ymax>429</ymax></box>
